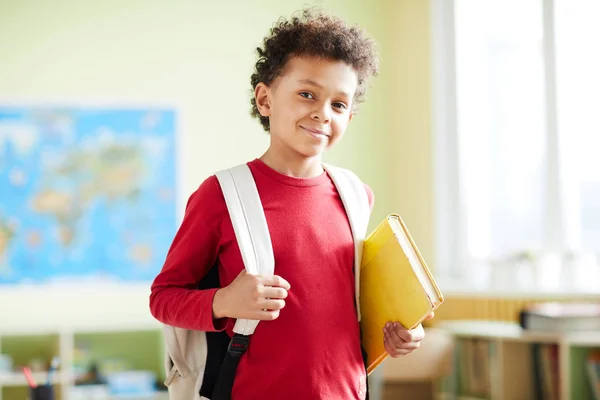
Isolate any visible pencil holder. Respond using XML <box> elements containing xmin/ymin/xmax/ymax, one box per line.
<box><xmin>29</xmin><ymin>385</ymin><xmax>55</xmax><ymax>400</ymax></box>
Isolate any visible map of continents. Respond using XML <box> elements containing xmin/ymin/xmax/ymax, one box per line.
<box><xmin>0</xmin><ymin>108</ymin><xmax>176</xmax><ymax>284</ymax></box>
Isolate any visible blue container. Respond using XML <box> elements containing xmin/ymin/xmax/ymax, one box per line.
<box><xmin>106</xmin><ymin>371</ymin><xmax>156</xmax><ymax>396</ymax></box>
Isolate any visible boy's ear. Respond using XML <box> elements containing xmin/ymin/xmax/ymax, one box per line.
<box><xmin>254</xmin><ymin>83</ymin><xmax>271</xmax><ymax>117</ymax></box>
<box><xmin>348</xmin><ymin>112</ymin><xmax>355</xmax><ymax>123</ymax></box>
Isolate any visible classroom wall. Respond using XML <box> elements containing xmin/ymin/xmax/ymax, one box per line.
<box><xmin>385</xmin><ymin>1</ymin><xmax>435</xmax><ymax>266</ymax></box>
<box><xmin>0</xmin><ymin>0</ymin><xmax>434</xmax><ymax>329</ymax></box>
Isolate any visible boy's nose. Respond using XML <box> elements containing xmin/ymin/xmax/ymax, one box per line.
<box><xmin>310</xmin><ymin>104</ymin><xmax>331</xmax><ymax>123</ymax></box>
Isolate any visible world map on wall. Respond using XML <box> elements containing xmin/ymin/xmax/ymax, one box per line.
<box><xmin>0</xmin><ymin>107</ymin><xmax>177</xmax><ymax>284</ymax></box>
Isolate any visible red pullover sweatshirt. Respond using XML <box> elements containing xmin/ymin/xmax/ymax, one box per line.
<box><xmin>150</xmin><ymin>159</ymin><xmax>374</xmax><ymax>399</ymax></box>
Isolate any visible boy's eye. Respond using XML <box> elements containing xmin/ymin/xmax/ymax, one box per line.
<box><xmin>333</xmin><ymin>102</ymin><xmax>347</xmax><ymax>110</ymax></box>
<box><xmin>299</xmin><ymin>92</ymin><xmax>314</xmax><ymax>99</ymax></box>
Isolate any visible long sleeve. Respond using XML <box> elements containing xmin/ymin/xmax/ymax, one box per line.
<box><xmin>149</xmin><ymin>175</ymin><xmax>227</xmax><ymax>331</ymax></box>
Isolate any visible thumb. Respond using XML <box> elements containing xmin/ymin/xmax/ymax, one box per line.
<box><xmin>392</xmin><ymin>323</ymin><xmax>413</xmax><ymax>342</ymax></box>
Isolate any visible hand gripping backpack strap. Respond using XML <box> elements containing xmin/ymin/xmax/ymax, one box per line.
<box><xmin>212</xmin><ymin>163</ymin><xmax>274</xmax><ymax>400</ymax></box>
<box><xmin>322</xmin><ymin>164</ymin><xmax>371</xmax><ymax>321</ymax></box>
<box><xmin>215</xmin><ymin>163</ymin><xmax>275</xmax><ymax>331</ymax></box>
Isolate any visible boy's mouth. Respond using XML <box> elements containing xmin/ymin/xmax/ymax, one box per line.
<box><xmin>301</xmin><ymin>126</ymin><xmax>329</xmax><ymax>138</ymax></box>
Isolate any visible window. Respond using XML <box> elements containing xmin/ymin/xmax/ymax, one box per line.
<box><xmin>554</xmin><ymin>0</ymin><xmax>600</xmax><ymax>253</ymax></box>
<box><xmin>433</xmin><ymin>0</ymin><xmax>600</xmax><ymax>288</ymax></box>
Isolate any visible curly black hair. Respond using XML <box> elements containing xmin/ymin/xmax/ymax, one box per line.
<box><xmin>250</xmin><ymin>8</ymin><xmax>380</xmax><ymax>131</ymax></box>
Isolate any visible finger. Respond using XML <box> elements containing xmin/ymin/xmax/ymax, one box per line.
<box><xmin>385</xmin><ymin>331</ymin><xmax>419</xmax><ymax>351</ymax></box>
<box><xmin>392</xmin><ymin>322</ymin><xmax>424</xmax><ymax>343</ymax></box>
<box><xmin>262</xmin><ymin>275</ymin><xmax>291</xmax><ymax>290</ymax></box>
<box><xmin>255</xmin><ymin>309</ymin><xmax>281</xmax><ymax>321</ymax></box>
<box><xmin>383</xmin><ymin>324</ymin><xmax>405</xmax><ymax>349</ymax></box>
<box><xmin>409</xmin><ymin>324</ymin><xmax>426</xmax><ymax>341</ymax></box>
<box><xmin>262</xmin><ymin>286</ymin><xmax>288</xmax><ymax>299</ymax></box>
<box><xmin>391</xmin><ymin>348</ymin><xmax>413</xmax><ymax>358</ymax></box>
<box><xmin>393</xmin><ymin>340</ymin><xmax>421</xmax><ymax>351</ymax></box>
<box><xmin>383</xmin><ymin>336</ymin><xmax>395</xmax><ymax>355</ymax></box>
<box><xmin>383</xmin><ymin>336</ymin><xmax>418</xmax><ymax>357</ymax></box>
<box><xmin>259</xmin><ymin>299</ymin><xmax>286</xmax><ymax>311</ymax></box>
<box><xmin>386</xmin><ymin>322</ymin><xmax>413</xmax><ymax>343</ymax></box>
<box><xmin>426</xmin><ymin>312</ymin><xmax>435</xmax><ymax>320</ymax></box>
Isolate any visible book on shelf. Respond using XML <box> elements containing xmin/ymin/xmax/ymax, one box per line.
<box><xmin>519</xmin><ymin>302</ymin><xmax>600</xmax><ymax>332</ymax></box>
<box><xmin>532</xmin><ymin>343</ymin><xmax>560</xmax><ymax>400</ymax></box>
<box><xmin>456</xmin><ymin>338</ymin><xmax>493</xmax><ymax>398</ymax></box>
<box><xmin>589</xmin><ymin>351</ymin><xmax>600</xmax><ymax>400</ymax></box>
<box><xmin>359</xmin><ymin>214</ymin><xmax>444</xmax><ymax>374</ymax></box>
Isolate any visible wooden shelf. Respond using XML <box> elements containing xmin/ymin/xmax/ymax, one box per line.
<box><xmin>0</xmin><ymin>327</ymin><xmax>164</xmax><ymax>400</ymax></box>
<box><xmin>438</xmin><ymin>393</ymin><xmax>489</xmax><ymax>400</ymax></box>
<box><xmin>436</xmin><ymin>320</ymin><xmax>600</xmax><ymax>400</ymax></box>
<box><xmin>564</xmin><ymin>331</ymin><xmax>600</xmax><ymax>346</ymax></box>
<box><xmin>0</xmin><ymin>371</ymin><xmax>65</xmax><ymax>387</ymax></box>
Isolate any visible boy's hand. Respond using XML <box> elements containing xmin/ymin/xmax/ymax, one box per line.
<box><xmin>383</xmin><ymin>312</ymin><xmax>434</xmax><ymax>357</ymax></box>
<box><xmin>212</xmin><ymin>269</ymin><xmax>290</xmax><ymax>321</ymax></box>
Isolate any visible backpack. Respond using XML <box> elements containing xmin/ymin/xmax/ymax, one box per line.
<box><xmin>161</xmin><ymin>163</ymin><xmax>372</xmax><ymax>400</ymax></box>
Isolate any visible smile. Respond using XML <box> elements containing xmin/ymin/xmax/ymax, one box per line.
<box><xmin>301</xmin><ymin>126</ymin><xmax>329</xmax><ymax>139</ymax></box>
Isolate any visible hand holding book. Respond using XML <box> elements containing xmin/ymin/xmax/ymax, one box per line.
<box><xmin>382</xmin><ymin>312</ymin><xmax>434</xmax><ymax>358</ymax></box>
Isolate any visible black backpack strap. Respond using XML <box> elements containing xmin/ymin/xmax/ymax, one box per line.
<box><xmin>210</xmin><ymin>334</ymin><xmax>250</xmax><ymax>400</ymax></box>
<box><xmin>361</xmin><ymin>342</ymin><xmax>371</xmax><ymax>399</ymax></box>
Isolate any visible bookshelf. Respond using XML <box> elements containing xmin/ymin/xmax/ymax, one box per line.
<box><xmin>436</xmin><ymin>320</ymin><xmax>600</xmax><ymax>400</ymax></box>
<box><xmin>0</xmin><ymin>283</ymin><xmax>173</xmax><ymax>400</ymax></box>
<box><xmin>0</xmin><ymin>324</ymin><xmax>167</xmax><ymax>400</ymax></box>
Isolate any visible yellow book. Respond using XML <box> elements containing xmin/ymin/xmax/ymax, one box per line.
<box><xmin>360</xmin><ymin>214</ymin><xmax>444</xmax><ymax>374</ymax></box>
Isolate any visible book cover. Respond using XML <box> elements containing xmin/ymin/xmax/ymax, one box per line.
<box><xmin>359</xmin><ymin>214</ymin><xmax>444</xmax><ymax>374</ymax></box>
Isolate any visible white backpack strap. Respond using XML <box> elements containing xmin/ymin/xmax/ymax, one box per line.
<box><xmin>323</xmin><ymin>164</ymin><xmax>371</xmax><ymax>321</ymax></box>
<box><xmin>215</xmin><ymin>163</ymin><xmax>275</xmax><ymax>335</ymax></box>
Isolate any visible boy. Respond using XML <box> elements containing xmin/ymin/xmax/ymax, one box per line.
<box><xmin>150</xmin><ymin>8</ymin><xmax>430</xmax><ymax>400</ymax></box>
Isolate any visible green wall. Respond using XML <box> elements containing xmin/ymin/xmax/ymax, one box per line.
<box><xmin>0</xmin><ymin>0</ymin><xmax>435</xmax><ymax>271</ymax></box>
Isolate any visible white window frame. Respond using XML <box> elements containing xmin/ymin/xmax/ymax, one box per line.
<box><xmin>431</xmin><ymin>0</ymin><xmax>564</xmax><ymax>281</ymax></box>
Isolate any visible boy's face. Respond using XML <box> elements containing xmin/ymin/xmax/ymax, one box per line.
<box><xmin>255</xmin><ymin>55</ymin><xmax>357</xmax><ymax>159</ymax></box>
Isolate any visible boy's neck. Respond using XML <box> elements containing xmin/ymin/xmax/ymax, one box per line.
<box><xmin>259</xmin><ymin>148</ymin><xmax>324</xmax><ymax>178</ymax></box>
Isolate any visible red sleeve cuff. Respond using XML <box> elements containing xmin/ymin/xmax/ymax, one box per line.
<box><xmin>200</xmin><ymin>288</ymin><xmax>228</xmax><ymax>332</ymax></box>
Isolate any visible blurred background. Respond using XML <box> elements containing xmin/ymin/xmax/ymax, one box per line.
<box><xmin>0</xmin><ymin>0</ymin><xmax>599</xmax><ymax>399</ymax></box>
